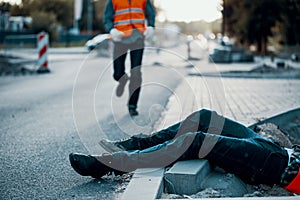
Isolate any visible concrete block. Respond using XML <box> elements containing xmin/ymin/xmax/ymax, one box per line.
<box><xmin>121</xmin><ymin>168</ymin><xmax>165</xmax><ymax>200</ymax></box>
<box><xmin>164</xmin><ymin>159</ymin><xmax>211</xmax><ymax>195</ymax></box>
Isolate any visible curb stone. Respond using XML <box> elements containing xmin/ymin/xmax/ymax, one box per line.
<box><xmin>121</xmin><ymin>168</ymin><xmax>165</xmax><ymax>200</ymax></box>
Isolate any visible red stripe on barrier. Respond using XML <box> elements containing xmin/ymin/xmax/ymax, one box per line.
<box><xmin>37</xmin><ymin>32</ymin><xmax>50</xmax><ymax>73</ymax></box>
<box><xmin>38</xmin><ymin>34</ymin><xmax>45</xmax><ymax>41</ymax></box>
<box><xmin>39</xmin><ymin>45</ymin><xmax>47</xmax><ymax>57</ymax></box>
<box><xmin>42</xmin><ymin>61</ymin><xmax>48</xmax><ymax>68</ymax></box>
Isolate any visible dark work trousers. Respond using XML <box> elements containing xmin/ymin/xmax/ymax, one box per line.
<box><xmin>108</xmin><ymin>109</ymin><xmax>289</xmax><ymax>186</ymax></box>
<box><xmin>113</xmin><ymin>38</ymin><xmax>145</xmax><ymax>108</ymax></box>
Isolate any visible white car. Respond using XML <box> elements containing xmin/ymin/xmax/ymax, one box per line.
<box><xmin>291</xmin><ymin>53</ymin><xmax>300</xmax><ymax>62</ymax></box>
<box><xmin>85</xmin><ymin>34</ymin><xmax>110</xmax><ymax>51</ymax></box>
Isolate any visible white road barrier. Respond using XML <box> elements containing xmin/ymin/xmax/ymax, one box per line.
<box><xmin>37</xmin><ymin>31</ymin><xmax>50</xmax><ymax>73</ymax></box>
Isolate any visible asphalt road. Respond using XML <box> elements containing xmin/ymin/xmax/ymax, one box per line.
<box><xmin>0</xmin><ymin>47</ymin><xmax>189</xmax><ymax>199</ymax></box>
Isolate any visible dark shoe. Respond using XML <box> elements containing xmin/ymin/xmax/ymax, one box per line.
<box><xmin>69</xmin><ymin>153</ymin><xmax>111</xmax><ymax>179</ymax></box>
<box><xmin>129</xmin><ymin>108</ymin><xmax>138</xmax><ymax>116</ymax></box>
<box><xmin>116</xmin><ymin>74</ymin><xmax>129</xmax><ymax>97</ymax></box>
<box><xmin>99</xmin><ymin>139</ymin><xmax>125</xmax><ymax>153</ymax></box>
<box><xmin>128</xmin><ymin>106</ymin><xmax>138</xmax><ymax>116</ymax></box>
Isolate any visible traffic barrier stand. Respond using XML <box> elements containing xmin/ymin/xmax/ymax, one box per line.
<box><xmin>36</xmin><ymin>31</ymin><xmax>50</xmax><ymax>73</ymax></box>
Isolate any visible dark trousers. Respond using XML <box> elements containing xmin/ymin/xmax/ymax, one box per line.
<box><xmin>113</xmin><ymin>39</ymin><xmax>144</xmax><ymax>107</ymax></box>
<box><xmin>110</xmin><ymin>109</ymin><xmax>288</xmax><ymax>185</ymax></box>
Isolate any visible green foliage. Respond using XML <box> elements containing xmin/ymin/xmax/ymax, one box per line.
<box><xmin>30</xmin><ymin>11</ymin><xmax>58</xmax><ymax>41</ymax></box>
<box><xmin>94</xmin><ymin>0</ymin><xmax>106</xmax><ymax>33</ymax></box>
<box><xmin>77</xmin><ymin>0</ymin><xmax>106</xmax><ymax>33</ymax></box>
<box><xmin>9</xmin><ymin>0</ymin><xmax>107</xmax><ymax>34</ymax></box>
<box><xmin>11</xmin><ymin>0</ymin><xmax>73</xmax><ymax>28</ymax></box>
<box><xmin>281</xmin><ymin>0</ymin><xmax>300</xmax><ymax>45</ymax></box>
<box><xmin>7</xmin><ymin>0</ymin><xmax>74</xmax><ymax>43</ymax></box>
<box><xmin>0</xmin><ymin>2</ymin><xmax>11</xmax><ymax>12</ymax></box>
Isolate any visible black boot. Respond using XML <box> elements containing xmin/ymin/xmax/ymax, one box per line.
<box><xmin>128</xmin><ymin>107</ymin><xmax>139</xmax><ymax>116</ymax></box>
<box><xmin>69</xmin><ymin>153</ymin><xmax>124</xmax><ymax>179</ymax></box>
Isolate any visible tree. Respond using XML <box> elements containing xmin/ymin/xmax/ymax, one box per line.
<box><xmin>246</xmin><ymin>0</ymin><xmax>284</xmax><ymax>54</ymax></box>
<box><xmin>222</xmin><ymin>0</ymin><xmax>249</xmax><ymax>45</ymax></box>
<box><xmin>282</xmin><ymin>0</ymin><xmax>300</xmax><ymax>46</ymax></box>
<box><xmin>221</xmin><ymin>0</ymin><xmax>239</xmax><ymax>36</ymax></box>
<box><xmin>31</xmin><ymin>11</ymin><xmax>58</xmax><ymax>40</ymax></box>
<box><xmin>0</xmin><ymin>2</ymin><xmax>11</xmax><ymax>13</ymax></box>
<box><xmin>94</xmin><ymin>0</ymin><xmax>107</xmax><ymax>33</ymax></box>
<box><xmin>223</xmin><ymin>0</ymin><xmax>285</xmax><ymax>54</ymax></box>
<box><xmin>9</xmin><ymin>0</ymin><xmax>73</xmax><ymax>41</ymax></box>
<box><xmin>78</xmin><ymin>0</ymin><xmax>106</xmax><ymax>34</ymax></box>
<box><xmin>14</xmin><ymin>0</ymin><xmax>73</xmax><ymax>28</ymax></box>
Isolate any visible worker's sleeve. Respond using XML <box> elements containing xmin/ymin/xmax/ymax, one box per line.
<box><xmin>103</xmin><ymin>0</ymin><xmax>115</xmax><ymax>32</ymax></box>
<box><xmin>145</xmin><ymin>0</ymin><xmax>156</xmax><ymax>27</ymax></box>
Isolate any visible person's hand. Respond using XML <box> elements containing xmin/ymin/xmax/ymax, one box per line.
<box><xmin>144</xmin><ymin>26</ymin><xmax>154</xmax><ymax>39</ymax></box>
<box><xmin>110</xmin><ymin>28</ymin><xmax>123</xmax><ymax>42</ymax></box>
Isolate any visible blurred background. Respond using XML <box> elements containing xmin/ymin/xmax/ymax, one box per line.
<box><xmin>1</xmin><ymin>1</ymin><xmax>299</xmax><ymax>199</ymax></box>
<box><xmin>0</xmin><ymin>0</ymin><xmax>299</xmax><ymax>57</ymax></box>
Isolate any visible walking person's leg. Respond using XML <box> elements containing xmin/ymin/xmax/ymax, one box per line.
<box><xmin>113</xmin><ymin>42</ymin><xmax>129</xmax><ymax>97</ymax></box>
<box><xmin>127</xmin><ymin>39</ymin><xmax>145</xmax><ymax>116</ymax></box>
<box><xmin>127</xmin><ymin>63</ymin><xmax>142</xmax><ymax>115</ymax></box>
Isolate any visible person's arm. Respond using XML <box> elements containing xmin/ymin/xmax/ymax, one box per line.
<box><xmin>145</xmin><ymin>0</ymin><xmax>156</xmax><ymax>27</ymax></box>
<box><xmin>103</xmin><ymin>0</ymin><xmax>115</xmax><ymax>32</ymax></box>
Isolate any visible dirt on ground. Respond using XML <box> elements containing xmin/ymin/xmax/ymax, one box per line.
<box><xmin>249</xmin><ymin>64</ymin><xmax>297</xmax><ymax>74</ymax></box>
<box><xmin>102</xmin><ymin>173</ymin><xmax>133</xmax><ymax>196</ymax></box>
<box><xmin>227</xmin><ymin>64</ymin><xmax>300</xmax><ymax>78</ymax></box>
<box><xmin>0</xmin><ymin>54</ymin><xmax>35</xmax><ymax>76</ymax></box>
<box><xmin>161</xmin><ymin>185</ymin><xmax>292</xmax><ymax>199</ymax></box>
<box><xmin>254</xmin><ymin>122</ymin><xmax>294</xmax><ymax>148</ymax></box>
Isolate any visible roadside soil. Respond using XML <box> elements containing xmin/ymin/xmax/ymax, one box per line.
<box><xmin>222</xmin><ymin>63</ymin><xmax>300</xmax><ymax>78</ymax></box>
<box><xmin>0</xmin><ymin>54</ymin><xmax>35</xmax><ymax>76</ymax></box>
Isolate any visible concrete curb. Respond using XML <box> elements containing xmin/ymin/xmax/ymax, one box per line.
<box><xmin>121</xmin><ymin>168</ymin><xmax>165</xmax><ymax>200</ymax></box>
<box><xmin>248</xmin><ymin>107</ymin><xmax>300</xmax><ymax>129</ymax></box>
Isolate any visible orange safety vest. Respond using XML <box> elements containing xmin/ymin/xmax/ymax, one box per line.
<box><xmin>112</xmin><ymin>0</ymin><xmax>147</xmax><ymax>37</ymax></box>
<box><xmin>285</xmin><ymin>168</ymin><xmax>300</xmax><ymax>194</ymax></box>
